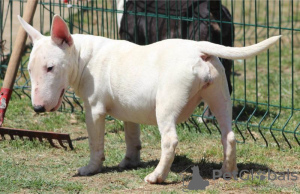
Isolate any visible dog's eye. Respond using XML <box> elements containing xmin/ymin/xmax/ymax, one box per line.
<box><xmin>47</xmin><ymin>66</ymin><xmax>54</xmax><ymax>72</ymax></box>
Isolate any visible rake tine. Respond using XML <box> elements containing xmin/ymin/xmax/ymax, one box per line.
<box><xmin>57</xmin><ymin>139</ymin><xmax>68</xmax><ymax>150</ymax></box>
<box><xmin>66</xmin><ymin>136</ymin><xmax>74</xmax><ymax>150</ymax></box>
<box><xmin>9</xmin><ymin>134</ymin><xmax>14</xmax><ymax>140</ymax></box>
<box><xmin>47</xmin><ymin>138</ymin><xmax>59</xmax><ymax>148</ymax></box>
<box><xmin>35</xmin><ymin>134</ymin><xmax>43</xmax><ymax>143</ymax></box>
<box><xmin>38</xmin><ymin>136</ymin><xmax>43</xmax><ymax>143</ymax></box>
<box><xmin>68</xmin><ymin>140</ymin><xmax>74</xmax><ymax>150</ymax></box>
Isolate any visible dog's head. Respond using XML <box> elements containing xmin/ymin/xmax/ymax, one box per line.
<box><xmin>18</xmin><ymin>15</ymin><xmax>74</xmax><ymax>112</ymax></box>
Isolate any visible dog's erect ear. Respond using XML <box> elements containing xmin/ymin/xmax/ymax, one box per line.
<box><xmin>17</xmin><ymin>15</ymin><xmax>43</xmax><ymax>44</ymax></box>
<box><xmin>51</xmin><ymin>15</ymin><xmax>73</xmax><ymax>46</ymax></box>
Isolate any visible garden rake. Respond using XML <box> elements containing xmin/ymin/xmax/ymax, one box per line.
<box><xmin>0</xmin><ymin>0</ymin><xmax>73</xmax><ymax>150</ymax></box>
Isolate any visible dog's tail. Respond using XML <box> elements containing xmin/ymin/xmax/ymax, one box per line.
<box><xmin>198</xmin><ymin>35</ymin><xmax>281</xmax><ymax>60</ymax></box>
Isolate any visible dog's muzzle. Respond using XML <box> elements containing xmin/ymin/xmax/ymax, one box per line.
<box><xmin>33</xmin><ymin>105</ymin><xmax>46</xmax><ymax>113</ymax></box>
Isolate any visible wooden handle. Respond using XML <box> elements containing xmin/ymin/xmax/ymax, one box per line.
<box><xmin>3</xmin><ymin>0</ymin><xmax>39</xmax><ymax>89</ymax></box>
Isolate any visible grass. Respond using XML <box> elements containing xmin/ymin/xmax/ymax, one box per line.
<box><xmin>0</xmin><ymin>94</ymin><xmax>299</xmax><ymax>193</ymax></box>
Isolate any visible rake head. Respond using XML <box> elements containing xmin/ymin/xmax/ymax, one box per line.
<box><xmin>0</xmin><ymin>127</ymin><xmax>74</xmax><ymax>150</ymax></box>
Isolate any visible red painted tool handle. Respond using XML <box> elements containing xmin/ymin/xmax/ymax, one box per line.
<box><xmin>0</xmin><ymin>0</ymin><xmax>39</xmax><ymax>126</ymax></box>
<box><xmin>0</xmin><ymin>88</ymin><xmax>12</xmax><ymax>125</ymax></box>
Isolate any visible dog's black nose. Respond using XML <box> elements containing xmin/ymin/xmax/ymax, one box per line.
<box><xmin>33</xmin><ymin>105</ymin><xmax>46</xmax><ymax>113</ymax></box>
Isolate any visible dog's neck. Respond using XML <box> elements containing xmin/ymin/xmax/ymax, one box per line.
<box><xmin>68</xmin><ymin>34</ymin><xmax>111</xmax><ymax>97</ymax></box>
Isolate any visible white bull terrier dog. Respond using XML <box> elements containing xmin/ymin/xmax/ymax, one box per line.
<box><xmin>18</xmin><ymin>15</ymin><xmax>280</xmax><ymax>183</ymax></box>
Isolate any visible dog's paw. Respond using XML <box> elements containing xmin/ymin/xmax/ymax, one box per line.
<box><xmin>77</xmin><ymin>164</ymin><xmax>102</xmax><ymax>176</ymax></box>
<box><xmin>144</xmin><ymin>172</ymin><xmax>165</xmax><ymax>184</ymax></box>
<box><xmin>220</xmin><ymin>166</ymin><xmax>238</xmax><ymax>178</ymax></box>
<box><xmin>119</xmin><ymin>156</ymin><xmax>139</xmax><ymax>169</ymax></box>
<box><xmin>221</xmin><ymin>162</ymin><xmax>238</xmax><ymax>173</ymax></box>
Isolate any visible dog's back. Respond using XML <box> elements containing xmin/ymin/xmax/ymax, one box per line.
<box><xmin>118</xmin><ymin>0</ymin><xmax>234</xmax><ymax>94</ymax></box>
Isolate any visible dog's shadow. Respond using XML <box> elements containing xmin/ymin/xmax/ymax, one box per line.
<box><xmin>73</xmin><ymin>155</ymin><xmax>274</xmax><ymax>180</ymax></box>
<box><xmin>171</xmin><ymin>155</ymin><xmax>273</xmax><ymax>179</ymax></box>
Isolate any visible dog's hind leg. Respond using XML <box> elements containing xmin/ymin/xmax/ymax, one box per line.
<box><xmin>119</xmin><ymin>122</ymin><xmax>141</xmax><ymax>168</ymax></box>
<box><xmin>144</xmin><ymin>107</ymin><xmax>178</xmax><ymax>183</ymax></box>
<box><xmin>144</xmin><ymin>78</ymin><xmax>194</xmax><ymax>183</ymax></box>
<box><xmin>78</xmin><ymin>105</ymin><xmax>106</xmax><ymax>176</ymax></box>
<box><xmin>201</xmin><ymin>66</ymin><xmax>238</xmax><ymax>175</ymax></box>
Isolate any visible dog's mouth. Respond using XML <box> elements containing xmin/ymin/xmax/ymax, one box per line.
<box><xmin>51</xmin><ymin>89</ymin><xmax>65</xmax><ymax>112</ymax></box>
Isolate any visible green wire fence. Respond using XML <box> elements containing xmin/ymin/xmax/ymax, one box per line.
<box><xmin>0</xmin><ymin>0</ymin><xmax>299</xmax><ymax>149</ymax></box>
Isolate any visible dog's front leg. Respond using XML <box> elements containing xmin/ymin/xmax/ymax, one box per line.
<box><xmin>78</xmin><ymin>106</ymin><xmax>106</xmax><ymax>176</ymax></box>
<box><xmin>119</xmin><ymin>122</ymin><xmax>141</xmax><ymax>168</ymax></box>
